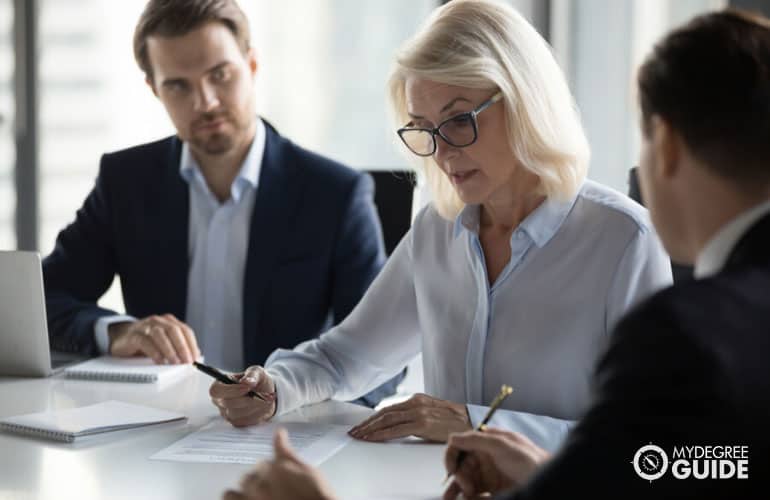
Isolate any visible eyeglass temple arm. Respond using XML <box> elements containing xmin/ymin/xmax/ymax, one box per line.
<box><xmin>474</xmin><ymin>91</ymin><xmax>503</xmax><ymax>115</ymax></box>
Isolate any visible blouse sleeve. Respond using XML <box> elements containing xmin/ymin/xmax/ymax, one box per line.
<box><xmin>266</xmin><ymin>215</ymin><xmax>424</xmax><ymax>416</ymax></box>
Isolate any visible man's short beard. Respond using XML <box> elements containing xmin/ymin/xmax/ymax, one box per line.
<box><xmin>193</xmin><ymin>133</ymin><xmax>235</xmax><ymax>155</ymax></box>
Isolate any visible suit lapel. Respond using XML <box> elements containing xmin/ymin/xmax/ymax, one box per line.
<box><xmin>151</xmin><ymin>137</ymin><xmax>189</xmax><ymax>320</ymax></box>
<box><xmin>242</xmin><ymin>122</ymin><xmax>302</xmax><ymax>362</ymax></box>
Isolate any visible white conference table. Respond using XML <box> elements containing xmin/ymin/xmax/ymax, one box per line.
<box><xmin>0</xmin><ymin>370</ymin><xmax>445</xmax><ymax>500</ymax></box>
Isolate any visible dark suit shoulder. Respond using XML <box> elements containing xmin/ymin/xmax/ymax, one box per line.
<box><xmin>98</xmin><ymin>135</ymin><xmax>179</xmax><ymax>179</ymax></box>
<box><xmin>603</xmin><ymin>269</ymin><xmax>770</xmax><ymax>423</ymax></box>
<box><xmin>597</xmin><ymin>284</ymin><xmax>717</xmax><ymax>392</ymax></box>
<box><xmin>615</xmin><ymin>266</ymin><xmax>770</xmax><ymax>348</ymax></box>
<box><xmin>273</xmin><ymin>133</ymin><xmax>367</xmax><ymax>194</ymax></box>
<box><xmin>102</xmin><ymin>135</ymin><xmax>178</xmax><ymax>162</ymax></box>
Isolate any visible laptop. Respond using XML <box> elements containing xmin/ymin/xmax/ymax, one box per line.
<box><xmin>0</xmin><ymin>251</ymin><xmax>83</xmax><ymax>376</ymax></box>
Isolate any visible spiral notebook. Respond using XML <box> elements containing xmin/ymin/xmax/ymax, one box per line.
<box><xmin>0</xmin><ymin>401</ymin><xmax>186</xmax><ymax>443</ymax></box>
<box><xmin>63</xmin><ymin>356</ymin><xmax>194</xmax><ymax>383</ymax></box>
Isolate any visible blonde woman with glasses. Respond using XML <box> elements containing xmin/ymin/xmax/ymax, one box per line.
<box><xmin>212</xmin><ymin>0</ymin><xmax>672</xmax><ymax>472</ymax></box>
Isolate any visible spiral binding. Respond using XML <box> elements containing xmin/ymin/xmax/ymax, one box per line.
<box><xmin>64</xmin><ymin>371</ymin><xmax>157</xmax><ymax>383</ymax></box>
<box><xmin>0</xmin><ymin>423</ymin><xmax>75</xmax><ymax>442</ymax></box>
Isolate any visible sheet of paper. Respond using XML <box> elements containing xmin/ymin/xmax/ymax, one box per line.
<box><xmin>151</xmin><ymin>420</ymin><xmax>352</xmax><ymax>466</ymax></box>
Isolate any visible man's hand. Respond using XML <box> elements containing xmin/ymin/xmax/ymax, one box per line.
<box><xmin>443</xmin><ymin>428</ymin><xmax>551</xmax><ymax>499</ymax></box>
<box><xmin>223</xmin><ymin>428</ymin><xmax>337</xmax><ymax>500</ymax></box>
<box><xmin>108</xmin><ymin>314</ymin><xmax>200</xmax><ymax>364</ymax></box>
<box><xmin>210</xmin><ymin>365</ymin><xmax>277</xmax><ymax>427</ymax></box>
<box><xmin>348</xmin><ymin>393</ymin><xmax>472</xmax><ymax>443</ymax></box>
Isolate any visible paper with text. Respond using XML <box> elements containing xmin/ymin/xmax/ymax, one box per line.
<box><xmin>151</xmin><ymin>420</ymin><xmax>352</xmax><ymax>466</ymax></box>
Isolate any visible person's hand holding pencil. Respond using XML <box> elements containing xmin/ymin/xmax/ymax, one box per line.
<box><xmin>442</xmin><ymin>385</ymin><xmax>551</xmax><ymax>499</ymax></box>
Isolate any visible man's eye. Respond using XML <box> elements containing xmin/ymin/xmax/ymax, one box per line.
<box><xmin>212</xmin><ymin>68</ymin><xmax>229</xmax><ymax>82</ymax></box>
<box><xmin>166</xmin><ymin>81</ymin><xmax>189</xmax><ymax>93</ymax></box>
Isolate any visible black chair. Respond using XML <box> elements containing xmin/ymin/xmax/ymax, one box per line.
<box><xmin>366</xmin><ymin>170</ymin><xmax>416</xmax><ymax>255</ymax></box>
<box><xmin>628</xmin><ymin>167</ymin><xmax>693</xmax><ymax>283</ymax></box>
<box><xmin>350</xmin><ymin>170</ymin><xmax>415</xmax><ymax>406</ymax></box>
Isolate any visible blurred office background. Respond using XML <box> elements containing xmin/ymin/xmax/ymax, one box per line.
<box><xmin>2</xmin><ymin>0</ymin><xmax>768</xmax><ymax>310</ymax></box>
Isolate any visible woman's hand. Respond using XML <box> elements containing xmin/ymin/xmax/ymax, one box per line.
<box><xmin>348</xmin><ymin>393</ymin><xmax>472</xmax><ymax>443</ymax></box>
<box><xmin>443</xmin><ymin>428</ymin><xmax>550</xmax><ymax>499</ymax></box>
<box><xmin>209</xmin><ymin>365</ymin><xmax>277</xmax><ymax>427</ymax></box>
<box><xmin>222</xmin><ymin>428</ymin><xmax>337</xmax><ymax>500</ymax></box>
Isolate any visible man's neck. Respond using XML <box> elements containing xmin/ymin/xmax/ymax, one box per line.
<box><xmin>694</xmin><ymin>197</ymin><xmax>770</xmax><ymax>278</ymax></box>
<box><xmin>695</xmin><ymin>193</ymin><xmax>768</xmax><ymax>255</ymax></box>
<box><xmin>193</xmin><ymin>131</ymin><xmax>256</xmax><ymax>203</ymax></box>
<box><xmin>685</xmin><ymin>173</ymin><xmax>770</xmax><ymax>273</ymax></box>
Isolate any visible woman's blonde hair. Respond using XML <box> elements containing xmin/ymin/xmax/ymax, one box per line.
<box><xmin>388</xmin><ymin>0</ymin><xmax>590</xmax><ymax>220</ymax></box>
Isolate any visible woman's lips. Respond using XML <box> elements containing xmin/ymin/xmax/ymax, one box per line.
<box><xmin>449</xmin><ymin>169</ymin><xmax>479</xmax><ymax>184</ymax></box>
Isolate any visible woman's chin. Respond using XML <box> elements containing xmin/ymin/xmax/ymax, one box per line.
<box><xmin>452</xmin><ymin>185</ymin><xmax>486</xmax><ymax>206</ymax></box>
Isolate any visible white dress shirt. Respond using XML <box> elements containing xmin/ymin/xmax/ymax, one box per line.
<box><xmin>265</xmin><ymin>180</ymin><xmax>673</xmax><ymax>451</ymax></box>
<box><xmin>695</xmin><ymin>200</ymin><xmax>770</xmax><ymax>279</ymax></box>
<box><xmin>94</xmin><ymin>121</ymin><xmax>266</xmax><ymax>371</ymax></box>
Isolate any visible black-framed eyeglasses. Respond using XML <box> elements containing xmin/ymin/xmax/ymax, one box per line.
<box><xmin>397</xmin><ymin>91</ymin><xmax>503</xmax><ymax>157</ymax></box>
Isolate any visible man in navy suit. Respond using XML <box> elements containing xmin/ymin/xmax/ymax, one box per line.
<box><xmin>42</xmin><ymin>0</ymin><xmax>402</xmax><ymax>407</ymax></box>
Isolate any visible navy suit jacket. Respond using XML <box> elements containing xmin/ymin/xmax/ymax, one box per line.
<box><xmin>43</xmin><ymin>121</ymin><xmax>401</xmax><ymax>405</ymax></box>
<box><xmin>504</xmin><ymin>214</ymin><xmax>770</xmax><ymax>499</ymax></box>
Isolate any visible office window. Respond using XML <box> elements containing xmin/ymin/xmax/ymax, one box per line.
<box><xmin>243</xmin><ymin>1</ymin><xmax>436</xmax><ymax>168</ymax></box>
<box><xmin>38</xmin><ymin>0</ymin><xmax>172</xmax><ymax>257</ymax></box>
<box><xmin>0</xmin><ymin>0</ymin><xmax>13</xmax><ymax>250</ymax></box>
<box><xmin>549</xmin><ymin>0</ymin><xmax>726</xmax><ymax>192</ymax></box>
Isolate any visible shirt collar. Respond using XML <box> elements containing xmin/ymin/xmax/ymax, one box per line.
<box><xmin>695</xmin><ymin>199</ymin><xmax>770</xmax><ymax>279</ymax></box>
<box><xmin>453</xmin><ymin>204</ymin><xmax>480</xmax><ymax>238</ymax></box>
<box><xmin>179</xmin><ymin>119</ymin><xmax>266</xmax><ymax>203</ymax></box>
<box><xmin>519</xmin><ymin>194</ymin><xmax>579</xmax><ymax>247</ymax></box>
<box><xmin>452</xmin><ymin>190</ymin><xmax>579</xmax><ymax>248</ymax></box>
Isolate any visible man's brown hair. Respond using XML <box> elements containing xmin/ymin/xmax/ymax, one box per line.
<box><xmin>134</xmin><ymin>0</ymin><xmax>250</xmax><ymax>83</ymax></box>
<box><xmin>638</xmin><ymin>9</ymin><xmax>770</xmax><ymax>186</ymax></box>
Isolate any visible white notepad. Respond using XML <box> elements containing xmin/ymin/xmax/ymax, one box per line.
<box><xmin>63</xmin><ymin>356</ymin><xmax>193</xmax><ymax>383</ymax></box>
<box><xmin>0</xmin><ymin>400</ymin><xmax>186</xmax><ymax>443</ymax></box>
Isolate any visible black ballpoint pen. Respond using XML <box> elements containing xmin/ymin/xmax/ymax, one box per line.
<box><xmin>193</xmin><ymin>361</ymin><xmax>274</xmax><ymax>403</ymax></box>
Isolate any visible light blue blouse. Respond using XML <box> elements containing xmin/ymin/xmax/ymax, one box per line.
<box><xmin>265</xmin><ymin>180</ymin><xmax>673</xmax><ymax>451</ymax></box>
